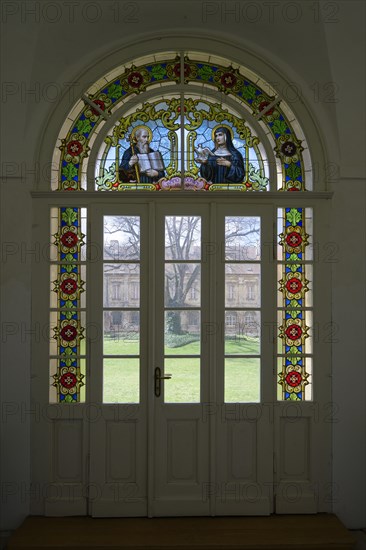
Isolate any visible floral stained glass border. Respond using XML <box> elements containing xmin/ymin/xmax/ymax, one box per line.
<box><xmin>50</xmin><ymin>207</ymin><xmax>86</xmax><ymax>402</ymax></box>
<box><xmin>277</xmin><ymin>207</ymin><xmax>312</xmax><ymax>401</ymax></box>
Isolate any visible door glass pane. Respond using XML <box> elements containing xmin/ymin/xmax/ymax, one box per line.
<box><xmin>225</xmin><ymin>311</ymin><xmax>260</xmax><ymax>355</ymax></box>
<box><xmin>164</xmin><ymin>358</ymin><xmax>200</xmax><ymax>403</ymax></box>
<box><xmin>224</xmin><ymin>216</ymin><xmax>261</xmax><ymax>404</ymax></box>
<box><xmin>165</xmin><ymin>263</ymin><xmax>201</xmax><ymax>307</ymax></box>
<box><xmin>103</xmin><ymin>311</ymin><xmax>140</xmax><ymax>355</ymax></box>
<box><xmin>104</xmin><ymin>216</ymin><xmax>140</xmax><ymax>260</ymax></box>
<box><xmin>225</xmin><ymin>264</ymin><xmax>261</xmax><ymax>307</ymax></box>
<box><xmin>104</xmin><ymin>264</ymin><xmax>140</xmax><ymax>307</ymax></box>
<box><xmin>225</xmin><ymin>216</ymin><xmax>261</xmax><ymax>260</ymax></box>
<box><xmin>225</xmin><ymin>358</ymin><xmax>260</xmax><ymax>403</ymax></box>
<box><xmin>103</xmin><ymin>215</ymin><xmax>141</xmax><ymax>404</ymax></box>
<box><xmin>165</xmin><ymin>310</ymin><xmax>201</xmax><ymax>355</ymax></box>
<box><xmin>103</xmin><ymin>358</ymin><xmax>139</xmax><ymax>403</ymax></box>
<box><xmin>165</xmin><ymin>216</ymin><xmax>201</xmax><ymax>260</ymax></box>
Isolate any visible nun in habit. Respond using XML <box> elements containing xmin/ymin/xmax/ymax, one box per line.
<box><xmin>198</xmin><ymin>127</ymin><xmax>245</xmax><ymax>184</ymax></box>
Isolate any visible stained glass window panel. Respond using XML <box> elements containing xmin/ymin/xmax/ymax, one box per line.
<box><xmin>277</xmin><ymin>207</ymin><xmax>313</xmax><ymax>401</ymax></box>
<box><xmin>49</xmin><ymin>207</ymin><xmax>87</xmax><ymax>403</ymax></box>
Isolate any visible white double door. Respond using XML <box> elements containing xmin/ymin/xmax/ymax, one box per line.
<box><xmin>88</xmin><ymin>200</ymin><xmax>275</xmax><ymax>517</ymax></box>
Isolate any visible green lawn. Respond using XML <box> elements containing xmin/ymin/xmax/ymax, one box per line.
<box><xmin>103</xmin><ymin>336</ymin><xmax>260</xmax><ymax>404</ymax></box>
<box><xmin>103</xmin><ymin>336</ymin><xmax>260</xmax><ymax>356</ymax></box>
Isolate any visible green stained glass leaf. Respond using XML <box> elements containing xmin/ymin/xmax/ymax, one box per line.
<box><xmin>64</xmin><ymin>395</ymin><xmax>73</xmax><ymax>403</ymax></box>
<box><xmin>286</xmin><ymin>163</ymin><xmax>301</xmax><ymax>180</ymax></box>
<box><xmin>289</xmin><ymin>346</ymin><xmax>299</xmax><ymax>354</ymax></box>
<box><xmin>107</xmin><ymin>83</ymin><xmax>123</xmax><ymax>99</ymax></box>
<box><xmin>64</xmin><ymin>303</ymin><xmax>75</xmax><ymax>320</ymax></box>
<box><xmin>290</xmin><ymin>357</ymin><xmax>299</xmax><ymax>366</ymax></box>
<box><xmin>289</xmin><ymin>253</ymin><xmax>299</xmax><ymax>261</ymax></box>
<box><xmin>289</xmin><ymin>310</ymin><xmax>299</xmax><ymax>319</ymax></box>
<box><xmin>241</xmin><ymin>85</ymin><xmax>257</xmax><ymax>100</ymax></box>
<box><xmin>286</xmin><ymin>208</ymin><xmax>302</xmax><ymax>226</ymax></box>
<box><xmin>197</xmin><ymin>65</ymin><xmax>213</xmax><ymax>80</ymax></box>
<box><xmin>62</xmin><ymin>163</ymin><xmax>78</xmax><ymax>180</ymax></box>
<box><xmin>62</xmin><ymin>208</ymin><xmax>78</xmax><ymax>226</ymax></box>
<box><xmin>76</xmin><ymin>118</ymin><xmax>92</xmax><ymax>135</ymax></box>
<box><xmin>290</xmin><ymin>299</ymin><xmax>299</xmax><ymax>308</ymax></box>
<box><xmin>65</xmin><ymin>358</ymin><xmax>73</xmax><ymax>367</ymax></box>
<box><xmin>272</xmin><ymin>120</ymin><xmax>288</xmax><ymax>135</ymax></box>
<box><xmin>151</xmin><ymin>64</ymin><xmax>166</xmax><ymax>80</ymax></box>
<box><xmin>289</xmin><ymin>392</ymin><xmax>300</xmax><ymax>401</ymax></box>
<box><xmin>290</xmin><ymin>264</ymin><xmax>300</xmax><ymax>273</ymax></box>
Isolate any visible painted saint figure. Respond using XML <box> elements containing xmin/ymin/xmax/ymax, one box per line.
<box><xmin>197</xmin><ymin>126</ymin><xmax>245</xmax><ymax>184</ymax></box>
<box><xmin>119</xmin><ymin>125</ymin><xmax>165</xmax><ymax>184</ymax></box>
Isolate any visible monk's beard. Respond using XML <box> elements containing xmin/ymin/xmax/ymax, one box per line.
<box><xmin>137</xmin><ymin>142</ymin><xmax>149</xmax><ymax>153</ymax></box>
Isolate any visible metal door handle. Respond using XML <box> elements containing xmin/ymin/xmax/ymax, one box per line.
<box><xmin>154</xmin><ymin>367</ymin><xmax>172</xmax><ymax>397</ymax></box>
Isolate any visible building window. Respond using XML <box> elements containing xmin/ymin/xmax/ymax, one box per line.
<box><xmin>247</xmin><ymin>284</ymin><xmax>255</xmax><ymax>301</ymax></box>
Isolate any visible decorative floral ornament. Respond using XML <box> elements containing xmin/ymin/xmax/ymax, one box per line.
<box><xmin>53</xmin><ymin>272</ymin><xmax>85</xmax><ymax>301</ymax></box>
<box><xmin>285</xmin><ymin>370</ymin><xmax>302</xmax><ymax>387</ymax></box>
<box><xmin>279</xmin><ymin>317</ymin><xmax>309</xmax><ymax>348</ymax></box>
<box><xmin>279</xmin><ymin>271</ymin><xmax>309</xmax><ymax>304</ymax></box>
<box><xmin>278</xmin><ymin>362</ymin><xmax>309</xmax><ymax>398</ymax></box>
<box><xmin>53</xmin><ymin>319</ymin><xmax>84</xmax><ymax>348</ymax></box>
<box><xmin>61</xmin><ymin>133</ymin><xmax>90</xmax><ymax>165</ymax></box>
<box><xmin>279</xmin><ymin>225</ymin><xmax>309</xmax><ymax>256</ymax></box>
<box><xmin>53</xmin><ymin>225</ymin><xmax>85</xmax><ymax>255</ymax></box>
<box><xmin>53</xmin><ymin>365</ymin><xmax>84</xmax><ymax>400</ymax></box>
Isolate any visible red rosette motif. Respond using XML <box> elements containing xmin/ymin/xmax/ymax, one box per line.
<box><xmin>285</xmin><ymin>371</ymin><xmax>302</xmax><ymax>387</ymax></box>
<box><xmin>258</xmin><ymin>101</ymin><xmax>274</xmax><ymax>116</ymax></box>
<box><xmin>127</xmin><ymin>71</ymin><xmax>144</xmax><ymax>88</ymax></box>
<box><xmin>66</xmin><ymin>140</ymin><xmax>83</xmax><ymax>157</ymax></box>
<box><xmin>60</xmin><ymin>372</ymin><xmax>77</xmax><ymax>389</ymax></box>
<box><xmin>285</xmin><ymin>231</ymin><xmax>303</xmax><ymax>248</ymax></box>
<box><xmin>285</xmin><ymin>324</ymin><xmax>303</xmax><ymax>341</ymax></box>
<box><xmin>60</xmin><ymin>325</ymin><xmax>78</xmax><ymax>342</ymax></box>
<box><xmin>91</xmin><ymin>99</ymin><xmax>105</xmax><ymax>116</ymax></box>
<box><xmin>60</xmin><ymin>278</ymin><xmax>78</xmax><ymax>295</ymax></box>
<box><xmin>220</xmin><ymin>72</ymin><xmax>237</xmax><ymax>89</ymax></box>
<box><xmin>60</xmin><ymin>231</ymin><xmax>79</xmax><ymax>248</ymax></box>
<box><xmin>281</xmin><ymin>141</ymin><xmax>297</xmax><ymax>157</ymax></box>
<box><xmin>173</xmin><ymin>63</ymin><xmax>191</xmax><ymax>79</ymax></box>
<box><xmin>285</xmin><ymin>278</ymin><xmax>303</xmax><ymax>294</ymax></box>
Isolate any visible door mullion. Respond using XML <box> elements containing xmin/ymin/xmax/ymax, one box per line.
<box><xmin>147</xmin><ymin>201</ymin><xmax>156</xmax><ymax>518</ymax></box>
<box><xmin>209</xmin><ymin>201</ymin><xmax>217</xmax><ymax>516</ymax></box>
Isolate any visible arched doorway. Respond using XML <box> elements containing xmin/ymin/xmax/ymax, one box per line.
<box><xmin>31</xmin><ymin>50</ymin><xmax>331</xmax><ymax>517</ymax></box>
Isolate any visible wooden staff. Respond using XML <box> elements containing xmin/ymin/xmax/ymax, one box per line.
<box><xmin>130</xmin><ymin>135</ymin><xmax>141</xmax><ymax>184</ymax></box>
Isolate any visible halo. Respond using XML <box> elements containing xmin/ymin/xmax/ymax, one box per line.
<box><xmin>211</xmin><ymin>124</ymin><xmax>234</xmax><ymax>143</ymax></box>
<box><xmin>130</xmin><ymin>124</ymin><xmax>152</xmax><ymax>143</ymax></box>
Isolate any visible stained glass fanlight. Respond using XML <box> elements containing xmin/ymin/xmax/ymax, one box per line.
<box><xmin>52</xmin><ymin>53</ymin><xmax>312</xmax><ymax>192</ymax></box>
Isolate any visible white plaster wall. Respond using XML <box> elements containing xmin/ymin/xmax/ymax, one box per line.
<box><xmin>1</xmin><ymin>0</ymin><xmax>365</xmax><ymax>532</ymax></box>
